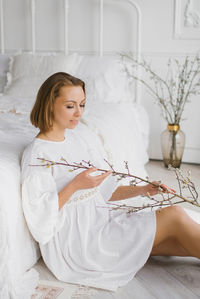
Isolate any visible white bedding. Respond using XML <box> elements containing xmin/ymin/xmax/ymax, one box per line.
<box><xmin>0</xmin><ymin>111</ymin><xmax>39</xmax><ymax>298</ymax></box>
<box><xmin>0</xmin><ymin>112</ymin><xmax>40</xmax><ymax>269</ymax></box>
<box><xmin>82</xmin><ymin>101</ymin><xmax>149</xmax><ymax>180</ymax></box>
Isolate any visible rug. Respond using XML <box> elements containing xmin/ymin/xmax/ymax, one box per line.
<box><xmin>31</xmin><ymin>280</ymin><xmax>99</xmax><ymax>299</ymax></box>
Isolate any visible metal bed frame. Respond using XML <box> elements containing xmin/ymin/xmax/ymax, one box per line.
<box><xmin>0</xmin><ymin>0</ymin><xmax>142</xmax><ymax>102</ymax></box>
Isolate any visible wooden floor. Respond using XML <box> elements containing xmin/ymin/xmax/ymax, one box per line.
<box><xmin>34</xmin><ymin>255</ymin><xmax>200</xmax><ymax>299</ymax></box>
<box><xmin>92</xmin><ymin>256</ymin><xmax>200</xmax><ymax>299</ymax></box>
<box><xmin>34</xmin><ymin>160</ymin><xmax>200</xmax><ymax>299</ymax></box>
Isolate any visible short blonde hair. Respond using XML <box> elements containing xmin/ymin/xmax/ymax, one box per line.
<box><xmin>30</xmin><ymin>72</ymin><xmax>85</xmax><ymax>132</ymax></box>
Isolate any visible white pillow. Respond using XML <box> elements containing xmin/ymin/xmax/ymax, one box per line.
<box><xmin>3</xmin><ymin>52</ymin><xmax>83</xmax><ymax>98</ymax></box>
<box><xmin>0</xmin><ymin>54</ymin><xmax>10</xmax><ymax>94</ymax></box>
<box><xmin>0</xmin><ymin>95</ymin><xmax>35</xmax><ymax>114</ymax></box>
<box><xmin>81</xmin><ymin>102</ymin><xmax>149</xmax><ymax>180</ymax></box>
<box><xmin>75</xmin><ymin>55</ymin><xmax>134</xmax><ymax>103</ymax></box>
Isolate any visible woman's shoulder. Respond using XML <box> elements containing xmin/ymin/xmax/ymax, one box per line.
<box><xmin>21</xmin><ymin>138</ymin><xmax>51</xmax><ymax>172</ymax></box>
<box><xmin>22</xmin><ymin>138</ymin><xmax>45</xmax><ymax>159</ymax></box>
<box><xmin>21</xmin><ymin>136</ymin><xmax>69</xmax><ymax>170</ymax></box>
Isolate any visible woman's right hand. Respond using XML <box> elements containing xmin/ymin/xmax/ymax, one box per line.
<box><xmin>72</xmin><ymin>167</ymin><xmax>111</xmax><ymax>190</ymax></box>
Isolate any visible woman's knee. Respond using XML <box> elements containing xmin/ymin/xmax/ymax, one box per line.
<box><xmin>154</xmin><ymin>205</ymin><xmax>191</xmax><ymax>247</ymax></box>
<box><xmin>159</xmin><ymin>206</ymin><xmax>187</xmax><ymax>228</ymax></box>
<box><xmin>154</xmin><ymin>206</ymin><xmax>184</xmax><ymax>244</ymax></box>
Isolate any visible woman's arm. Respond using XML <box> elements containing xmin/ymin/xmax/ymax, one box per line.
<box><xmin>58</xmin><ymin>167</ymin><xmax>111</xmax><ymax>210</ymax></box>
<box><xmin>109</xmin><ymin>185</ymin><xmax>148</xmax><ymax>201</ymax></box>
<box><xmin>58</xmin><ymin>181</ymin><xmax>78</xmax><ymax>210</ymax></box>
<box><xmin>109</xmin><ymin>182</ymin><xmax>175</xmax><ymax>202</ymax></box>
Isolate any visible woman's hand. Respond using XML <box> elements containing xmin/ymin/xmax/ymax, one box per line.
<box><xmin>72</xmin><ymin>167</ymin><xmax>111</xmax><ymax>190</ymax></box>
<box><xmin>143</xmin><ymin>181</ymin><xmax>176</xmax><ymax>196</ymax></box>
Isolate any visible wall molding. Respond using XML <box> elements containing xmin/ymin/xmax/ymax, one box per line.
<box><xmin>174</xmin><ymin>0</ymin><xmax>200</xmax><ymax>39</ymax></box>
<box><xmin>184</xmin><ymin>0</ymin><xmax>200</xmax><ymax>28</ymax></box>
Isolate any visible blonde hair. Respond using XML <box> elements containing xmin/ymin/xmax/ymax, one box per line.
<box><xmin>30</xmin><ymin>72</ymin><xmax>85</xmax><ymax>132</ymax></box>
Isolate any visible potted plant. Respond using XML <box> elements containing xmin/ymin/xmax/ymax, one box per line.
<box><xmin>121</xmin><ymin>53</ymin><xmax>200</xmax><ymax>168</ymax></box>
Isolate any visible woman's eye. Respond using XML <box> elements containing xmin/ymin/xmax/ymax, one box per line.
<box><xmin>65</xmin><ymin>104</ymin><xmax>85</xmax><ymax>109</ymax></box>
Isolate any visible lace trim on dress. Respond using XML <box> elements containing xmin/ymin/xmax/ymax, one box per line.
<box><xmin>68</xmin><ymin>188</ymin><xmax>98</xmax><ymax>204</ymax></box>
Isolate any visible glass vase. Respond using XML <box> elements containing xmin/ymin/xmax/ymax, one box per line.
<box><xmin>161</xmin><ymin>124</ymin><xmax>185</xmax><ymax>168</ymax></box>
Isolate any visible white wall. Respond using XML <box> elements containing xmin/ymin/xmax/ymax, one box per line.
<box><xmin>136</xmin><ymin>0</ymin><xmax>200</xmax><ymax>164</ymax></box>
<box><xmin>1</xmin><ymin>0</ymin><xmax>200</xmax><ymax>163</ymax></box>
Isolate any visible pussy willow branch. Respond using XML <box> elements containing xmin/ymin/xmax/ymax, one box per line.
<box><xmin>122</xmin><ymin>58</ymin><xmax>174</xmax><ymax>123</ymax></box>
<box><xmin>120</xmin><ymin>52</ymin><xmax>200</xmax><ymax>125</ymax></box>
<box><xmin>30</xmin><ymin>158</ymin><xmax>200</xmax><ymax>213</ymax></box>
<box><xmin>178</xmin><ymin>59</ymin><xmax>199</xmax><ymax>122</ymax></box>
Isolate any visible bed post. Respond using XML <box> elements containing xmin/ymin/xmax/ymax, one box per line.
<box><xmin>98</xmin><ymin>0</ymin><xmax>142</xmax><ymax>103</ymax></box>
<box><xmin>0</xmin><ymin>0</ymin><xmax>5</xmax><ymax>54</ymax></box>
<box><xmin>31</xmin><ymin>0</ymin><xmax>36</xmax><ymax>53</ymax></box>
<box><xmin>64</xmin><ymin>0</ymin><xmax>69</xmax><ymax>55</ymax></box>
<box><xmin>127</xmin><ymin>0</ymin><xmax>142</xmax><ymax>103</ymax></box>
<box><xmin>99</xmin><ymin>0</ymin><xmax>104</xmax><ymax>57</ymax></box>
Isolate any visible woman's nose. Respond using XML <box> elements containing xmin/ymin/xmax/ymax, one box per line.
<box><xmin>74</xmin><ymin>106</ymin><xmax>81</xmax><ymax>117</ymax></box>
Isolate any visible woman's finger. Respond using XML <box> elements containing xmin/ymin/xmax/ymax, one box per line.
<box><xmin>95</xmin><ymin>170</ymin><xmax>111</xmax><ymax>180</ymax></box>
<box><xmin>84</xmin><ymin>167</ymin><xmax>97</xmax><ymax>175</ymax></box>
<box><xmin>93</xmin><ymin>171</ymin><xmax>111</xmax><ymax>184</ymax></box>
<box><xmin>160</xmin><ymin>184</ymin><xmax>176</xmax><ymax>194</ymax></box>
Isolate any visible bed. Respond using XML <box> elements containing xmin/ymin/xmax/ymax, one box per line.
<box><xmin>0</xmin><ymin>0</ymin><xmax>150</xmax><ymax>298</ymax></box>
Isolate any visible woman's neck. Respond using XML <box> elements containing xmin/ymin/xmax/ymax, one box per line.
<box><xmin>37</xmin><ymin>129</ymin><xmax>65</xmax><ymax>142</ymax></box>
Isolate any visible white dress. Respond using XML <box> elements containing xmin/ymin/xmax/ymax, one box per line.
<box><xmin>21</xmin><ymin>124</ymin><xmax>156</xmax><ymax>291</ymax></box>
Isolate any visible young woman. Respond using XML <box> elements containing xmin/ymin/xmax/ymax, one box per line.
<box><xmin>21</xmin><ymin>72</ymin><xmax>200</xmax><ymax>291</ymax></box>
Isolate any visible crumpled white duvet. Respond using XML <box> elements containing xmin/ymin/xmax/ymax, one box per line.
<box><xmin>0</xmin><ymin>112</ymin><xmax>39</xmax><ymax>299</ymax></box>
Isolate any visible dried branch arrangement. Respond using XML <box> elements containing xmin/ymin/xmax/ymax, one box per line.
<box><xmin>120</xmin><ymin>53</ymin><xmax>200</xmax><ymax>124</ymax></box>
<box><xmin>33</xmin><ymin>158</ymin><xmax>200</xmax><ymax>214</ymax></box>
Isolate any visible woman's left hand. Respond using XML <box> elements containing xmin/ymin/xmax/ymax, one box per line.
<box><xmin>143</xmin><ymin>181</ymin><xmax>176</xmax><ymax>196</ymax></box>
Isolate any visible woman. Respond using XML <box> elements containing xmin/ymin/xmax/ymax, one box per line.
<box><xmin>21</xmin><ymin>72</ymin><xmax>200</xmax><ymax>291</ymax></box>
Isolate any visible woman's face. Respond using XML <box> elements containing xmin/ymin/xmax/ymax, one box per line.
<box><xmin>53</xmin><ymin>85</ymin><xmax>86</xmax><ymax>130</ymax></box>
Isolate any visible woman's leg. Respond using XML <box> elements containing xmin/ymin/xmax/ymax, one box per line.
<box><xmin>151</xmin><ymin>237</ymin><xmax>189</xmax><ymax>256</ymax></box>
<box><xmin>151</xmin><ymin>206</ymin><xmax>200</xmax><ymax>258</ymax></box>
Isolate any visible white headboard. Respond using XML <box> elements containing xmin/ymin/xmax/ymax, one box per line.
<box><xmin>0</xmin><ymin>0</ymin><xmax>142</xmax><ymax>102</ymax></box>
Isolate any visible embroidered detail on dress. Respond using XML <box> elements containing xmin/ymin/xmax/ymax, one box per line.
<box><xmin>70</xmin><ymin>188</ymin><xmax>98</xmax><ymax>203</ymax></box>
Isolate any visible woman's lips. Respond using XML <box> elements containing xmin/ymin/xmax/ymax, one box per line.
<box><xmin>70</xmin><ymin>120</ymin><xmax>79</xmax><ymax>125</ymax></box>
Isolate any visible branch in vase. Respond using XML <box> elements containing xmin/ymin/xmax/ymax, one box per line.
<box><xmin>120</xmin><ymin>52</ymin><xmax>200</xmax><ymax>125</ymax></box>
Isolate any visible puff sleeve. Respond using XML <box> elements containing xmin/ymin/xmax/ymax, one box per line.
<box><xmin>22</xmin><ymin>171</ymin><xmax>65</xmax><ymax>245</ymax></box>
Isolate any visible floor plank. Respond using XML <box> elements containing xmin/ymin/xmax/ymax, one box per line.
<box><xmin>114</xmin><ymin>278</ymin><xmax>156</xmax><ymax>299</ymax></box>
<box><xmin>136</xmin><ymin>257</ymin><xmax>200</xmax><ymax>299</ymax></box>
<box><xmin>93</xmin><ymin>277</ymin><xmax>157</xmax><ymax>299</ymax></box>
<box><xmin>151</xmin><ymin>256</ymin><xmax>200</xmax><ymax>297</ymax></box>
